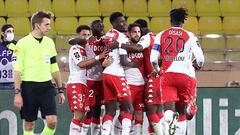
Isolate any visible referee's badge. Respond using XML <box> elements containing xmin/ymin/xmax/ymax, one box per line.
<box><xmin>45</xmin><ymin>54</ymin><xmax>50</xmax><ymax>63</ymax></box>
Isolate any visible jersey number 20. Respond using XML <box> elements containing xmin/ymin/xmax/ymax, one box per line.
<box><xmin>164</xmin><ymin>37</ymin><xmax>185</xmax><ymax>53</ymax></box>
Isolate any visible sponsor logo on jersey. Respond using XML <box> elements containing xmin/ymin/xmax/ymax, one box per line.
<box><xmin>128</xmin><ymin>52</ymin><xmax>144</xmax><ymax>59</ymax></box>
<box><xmin>89</xmin><ymin>45</ymin><xmax>105</xmax><ymax>52</ymax></box>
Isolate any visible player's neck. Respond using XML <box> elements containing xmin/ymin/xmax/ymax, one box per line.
<box><xmin>171</xmin><ymin>23</ymin><xmax>183</xmax><ymax>28</ymax></box>
<box><xmin>93</xmin><ymin>34</ymin><xmax>101</xmax><ymax>40</ymax></box>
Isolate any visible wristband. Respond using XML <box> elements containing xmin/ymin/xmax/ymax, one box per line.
<box><xmin>58</xmin><ymin>87</ymin><xmax>64</xmax><ymax>94</ymax></box>
<box><xmin>95</xmin><ymin>55</ymin><xmax>100</xmax><ymax>61</ymax></box>
<box><xmin>119</xmin><ymin>43</ymin><xmax>122</xmax><ymax>48</ymax></box>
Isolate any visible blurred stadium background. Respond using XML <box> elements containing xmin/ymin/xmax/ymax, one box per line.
<box><xmin>0</xmin><ymin>0</ymin><xmax>240</xmax><ymax>135</ymax></box>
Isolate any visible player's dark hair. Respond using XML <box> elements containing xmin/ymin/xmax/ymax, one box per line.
<box><xmin>76</xmin><ymin>25</ymin><xmax>91</xmax><ymax>33</ymax></box>
<box><xmin>170</xmin><ymin>8</ymin><xmax>188</xmax><ymax>25</ymax></box>
<box><xmin>31</xmin><ymin>11</ymin><xmax>52</xmax><ymax>29</ymax></box>
<box><xmin>128</xmin><ymin>23</ymin><xmax>141</xmax><ymax>32</ymax></box>
<box><xmin>91</xmin><ymin>20</ymin><xmax>102</xmax><ymax>28</ymax></box>
<box><xmin>109</xmin><ymin>12</ymin><xmax>124</xmax><ymax>25</ymax></box>
<box><xmin>134</xmin><ymin>19</ymin><xmax>148</xmax><ymax>28</ymax></box>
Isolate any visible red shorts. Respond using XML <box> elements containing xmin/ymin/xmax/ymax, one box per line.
<box><xmin>66</xmin><ymin>83</ymin><xmax>89</xmax><ymax>112</ymax></box>
<box><xmin>190</xmin><ymin>78</ymin><xmax>197</xmax><ymax>99</ymax></box>
<box><xmin>87</xmin><ymin>80</ymin><xmax>103</xmax><ymax>107</ymax></box>
<box><xmin>129</xmin><ymin>85</ymin><xmax>144</xmax><ymax>111</ymax></box>
<box><xmin>161</xmin><ymin>72</ymin><xmax>191</xmax><ymax>105</ymax></box>
<box><xmin>145</xmin><ymin>75</ymin><xmax>163</xmax><ymax>105</ymax></box>
<box><xmin>102</xmin><ymin>74</ymin><xmax>131</xmax><ymax>103</ymax></box>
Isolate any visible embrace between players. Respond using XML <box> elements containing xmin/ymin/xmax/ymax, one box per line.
<box><xmin>66</xmin><ymin>8</ymin><xmax>204</xmax><ymax>135</ymax></box>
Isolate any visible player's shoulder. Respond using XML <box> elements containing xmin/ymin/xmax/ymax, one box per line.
<box><xmin>70</xmin><ymin>45</ymin><xmax>81</xmax><ymax>51</ymax></box>
<box><xmin>185</xmin><ymin>30</ymin><xmax>195</xmax><ymax>38</ymax></box>
<box><xmin>140</xmin><ymin>33</ymin><xmax>150</xmax><ymax>40</ymax></box>
<box><xmin>149</xmin><ymin>32</ymin><xmax>157</xmax><ymax>37</ymax></box>
<box><xmin>177</xmin><ymin>28</ymin><xmax>196</xmax><ymax>37</ymax></box>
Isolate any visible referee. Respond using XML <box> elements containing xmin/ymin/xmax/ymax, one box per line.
<box><xmin>13</xmin><ymin>11</ymin><xmax>65</xmax><ymax>135</ymax></box>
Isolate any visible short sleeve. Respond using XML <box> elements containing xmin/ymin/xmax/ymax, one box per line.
<box><xmin>138</xmin><ymin>34</ymin><xmax>151</xmax><ymax>49</ymax></box>
<box><xmin>14</xmin><ymin>40</ymin><xmax>25</xmax><ymax>73</ymax></box>
<box><xmin>70</xmin><ymin>46</ymin><xmax>85</xmax><ymax>65</ymax></box>
<box><xmin>50</xmin><ymin>40</ymin><xmax>57</xmax><ymax>57</ymax></box>
<box><xmin>152</xmin><ymin>32</ymin><xmax>162</xmax><ymax>52</ymax></box>
<box><xmin>49</xmin><ymin>39</ymin><xmax>59</xmax><ymax>73</ymax></box>
<box><xmin>189</xmin><ymin>32</ymin><xmax>204</xmax><ymax>67</ymax></box>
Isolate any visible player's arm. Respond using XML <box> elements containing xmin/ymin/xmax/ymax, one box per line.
<box><xmin>120</xmin><ymin>55</ymin><xmax>141</xmax><ymax>68</ymax></box>
<box><xmin>119</xmin><ymin>48</ymin><xmax>140</xmax><ymax>68</ymax></box>
<box><xmin>120</xmin><ymin>43</ymin><xmax>143</xmax><ymax>52</ymax></box>
<box><xmin>102</xmin><ymin>56</ymin><xmax>113</xmax><ymax>67</ymax></box>
<box><xmin>150</xmin><ymin>48</ymin><xmax>160</xmax><ymax>73</ymax></box>
<box><xmin>72</xmin><ymin>49</ymin><xmax>107</xmax><ymax>68</ymax></box>
<box><xmin>191</xmin><ymin>35</ymin><xmax>204</xmax><ymax>70</ymax></box>
<box><xmin>109</xmin><ymin>40</ymin><xmax>143</xmax><ymax>52</ymax></box>
<box><xmin>78</xmin><ymin>52</ymin><xmax>107</xmax><ymax>68</ymax></box>
<box><xmin>119</xmin><ymin>34</ymin><xmax>150</xmax><ymax>52</ymax></box>
<box><xmin>109</xmin><ymin>35</ymin><xmax>150</xmax><ymax>52</ymax></box>
<box><xmin>150</xmin><ymin>34</ymin><xmax>161</xmax><ymax>73</ymax></box>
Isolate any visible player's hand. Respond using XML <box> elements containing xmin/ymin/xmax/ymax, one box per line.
<box><xmin>58</xmin><ymin>93</ymin><xmax>65</xmax><ymax>105</ymax></box>
<box><xmin>99</xmin><ymin>50</ymin><xmax>109</xmax><ymax>60</ymax></box>
<box><xmin>14</xmin><ymin>94</ymin><xmax>23</xmax><ymax>110</ymax></box>
<box><xmin>102</xmin><ymin>56</ymin><xmax>113</xmax><ymax>67</ymax></box>
<box><xmin>109</xmin><ymin>40</ymin><xmax>119</xmax><ymax>50</ymax></box>
<box><xmin>192</xmin><ymin>59</ymin><xmax>202</xmax><ymax>70</ymax></box>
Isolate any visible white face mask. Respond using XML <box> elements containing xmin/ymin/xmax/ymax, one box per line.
<box><xmin>6</xmin><ymin>32</ymin><xmax>14</xmax><ymax>42</ymax></box>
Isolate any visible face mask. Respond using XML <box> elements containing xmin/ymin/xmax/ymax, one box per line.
<box><xmin>6</xmin><ymin>33</ymin><xmax>14</xmax><ymax>42</ymax></box>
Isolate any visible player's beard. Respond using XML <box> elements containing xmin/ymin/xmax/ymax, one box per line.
<box><xmin>131</xmin><ymin>37</ymin><xmax>140</xmax><ymax>43</ymax></box>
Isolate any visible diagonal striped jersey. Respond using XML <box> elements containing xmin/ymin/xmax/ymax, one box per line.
<box><xmin>151</xmin><ymin>27</ymin><xmax>204</xmax><ymax>76</ymax></box>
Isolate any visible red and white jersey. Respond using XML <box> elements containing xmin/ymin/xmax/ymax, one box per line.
<box><xmin>189</xmin><ymin>54</ymin><xmax>196</xmax><ymax>78</ymax></box>
<box><xmin>103</xmin><ymin>29</ymin><xmax>128</xmax><ymax>76</ymax></box>
<box><xmin>86</xmin><ymin>38</ymin><xmax>105</xmax><ymax>81</ymax></box>
<box><xmin>67</xmin><ymin>45</ymin><xmax>87</xmax><ymax>85</ymax></box>
<box><xmin>125</xmin><ymin>49</ymin><xmax>145</xmax><ymax>85</ymax></box>
<box><xmin>189</xmin><ymin>64</ymin><xmax>196</xmax><ymax>78</ymax></box>
<box><xmin>151</xmin><ymin>27</ymin><xmax>204</xmax><ymax>77</ymax></box>
<box><xmin>138</xmin><ymin>32</ymin><xmax>156</xmax><ymax>49</ymax></box>
<box><xmin>138</xmin><ymin>32</ymin><xmax>156</xmax><ymax>76</ymax></box>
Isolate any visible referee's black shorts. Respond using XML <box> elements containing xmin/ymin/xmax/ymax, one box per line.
<box><xmin>20</xmin><ymin>80</ymin><xmax>57</xmax><ymax>122</ymax></box>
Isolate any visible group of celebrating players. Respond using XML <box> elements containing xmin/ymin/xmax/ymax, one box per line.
<box><xmin>66</xmin><ymin>8</ymin><xmax>204</xmax><ymax>135</ymax></box>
